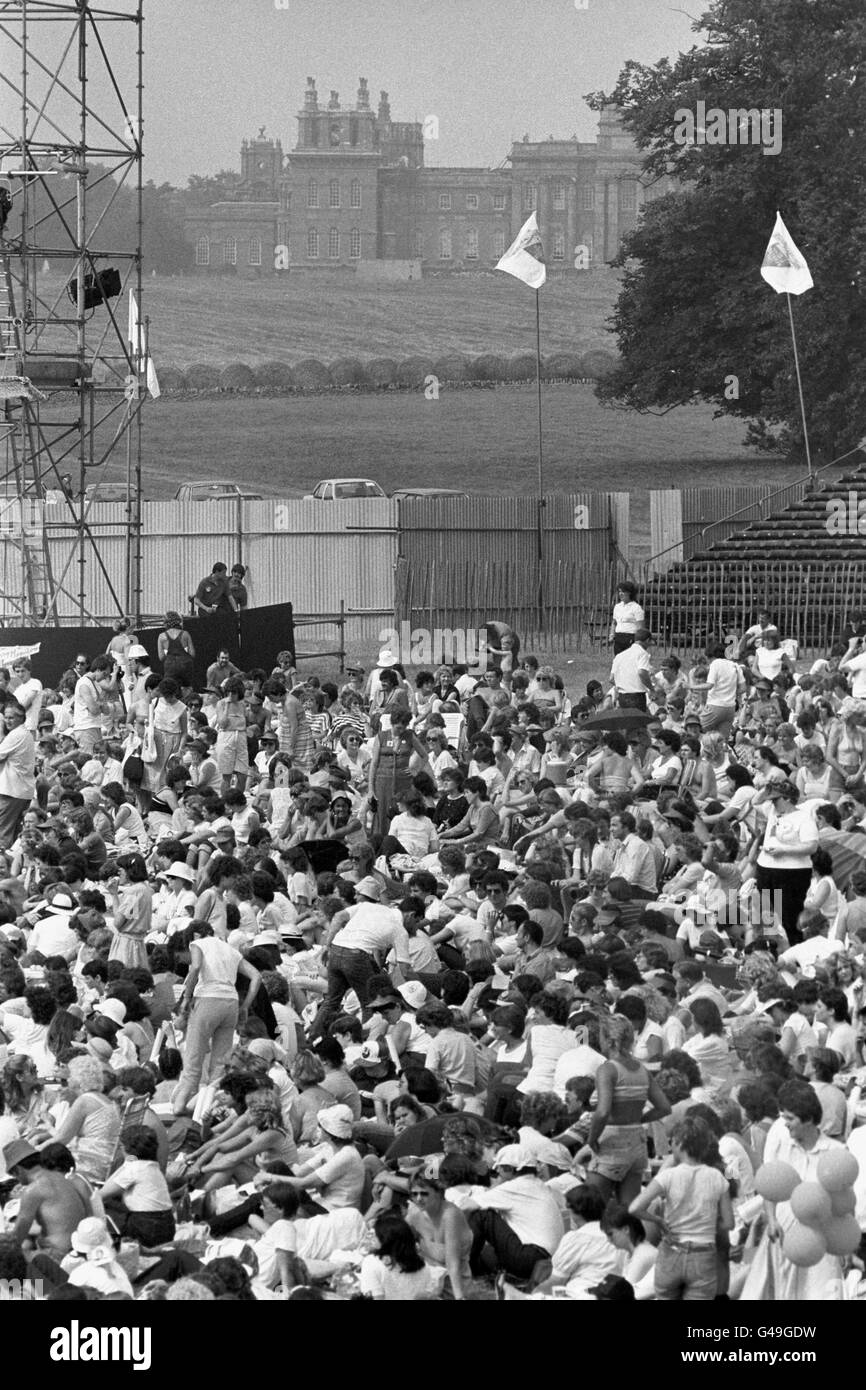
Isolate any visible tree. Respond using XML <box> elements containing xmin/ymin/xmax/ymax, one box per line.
<box><xmin>587</xmin><ymin>0</ymin><xmax>866</xmax><ymax>463</ymax></box>
<box><xmin>184</xmin><ymin>170</ymin><xmax>243</xmax><ymax>206</ymax></box>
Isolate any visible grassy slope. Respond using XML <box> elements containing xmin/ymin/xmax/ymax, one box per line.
<box><xmin>121</xmin><ymin>384</ymin><xmax>792</xmax><ymax>500</ymax></box>
<box><xmin>110</xmin><ymin>269</ymin><xmax>621</xmax><ymax>366</ymax></box>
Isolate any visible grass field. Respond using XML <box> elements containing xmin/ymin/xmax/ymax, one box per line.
<box><xmin>121</xmin><ymin>383</ymin><xmax>791</xmax><ymax>501</ymax></box>
<box><xmin>133</xmin><ymin>269</ymin><xmax>621</xmax><ymax>367</ymax></box>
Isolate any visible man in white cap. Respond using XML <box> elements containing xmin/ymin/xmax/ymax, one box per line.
<box><xmin>314</xmin><ymin>876</ymin><xmax>413</xmax><ymax>1037</ymax></box>
<box><xmin>462</xmin><ymin>1143</ymin><xmax>564</xmax><ymax>1285</ymax></box>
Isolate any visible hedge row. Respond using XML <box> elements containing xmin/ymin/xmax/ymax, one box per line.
<box><xmin>160</xmin><ymin>349</ymin><xmax>618</xmax><ymax>395</ymax></box>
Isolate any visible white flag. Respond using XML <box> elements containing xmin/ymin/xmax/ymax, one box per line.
<box><xmin>496</xmin><ymin>212</ymin><xmax>546</xmax><ymax>290</ymax></box>
<box><xmin>128</xmin><ymin>290</ymin><xmax>161</xmax><ymax>397</ymax></box>
<box><xmin>760</xmin><ymin>212</ymin><xmax>813</xmax><ymax>296</ymax></box>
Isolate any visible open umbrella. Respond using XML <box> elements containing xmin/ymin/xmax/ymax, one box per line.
<box><xmin>575</xmin><ymin>707</ymin><xmax>654</xmax><ymax>733</ymax></box>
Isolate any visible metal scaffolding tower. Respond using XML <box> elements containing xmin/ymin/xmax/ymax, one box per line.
<box><xmin>0</xmin><ymin>0</ymin><xmax>146</xmax><ymax>627</ymax></box>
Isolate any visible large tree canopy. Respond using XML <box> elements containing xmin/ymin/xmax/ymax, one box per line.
<box><xmin>587</xmin><ymin>0</ymin><xmax>866</xmax><ymax>463</ymax></box>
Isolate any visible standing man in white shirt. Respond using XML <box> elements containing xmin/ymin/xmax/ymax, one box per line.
<box><xmin>315</xmin><ymin>877</ymin><xmax>413</xmax><ymax>1035</ymax></box>
<box><xmin>611</xmin><ymin>629</ymin><xmax>654</xmax><ymax>711</ymax></box>
<box><xmin>9</xmin><ymin>657</ymin><xmax>42</xmax><ymax>733</ymax></box>
<box><xmin>0</xmin><ymin>702</ymin><xmax>36</xmax><ymax>848</ymax></box>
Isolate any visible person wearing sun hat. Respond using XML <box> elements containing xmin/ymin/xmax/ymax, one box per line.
<box><xmin>3</xmin><ymin>1139</ymin><xmax>91</xmax><ymax>1258</ymax></box>
<box><xmin>27</xmin><ymin>889</ymin><xmax>79</xmax><ymax>960</ymax></box>
<box><xmin>283</xmin><ymin>1103</ymin><xmax>365</xmax><ymax>1213</ymax></box>
<box><xmin>153</xmin><ymin>860</ymin><xmax>197</xmax><ymax>938</ymax></box>
<box><xmin>62</xmin><ymin>1216</ymin><xmax>134</xmax><ymax>1297</ymax></box>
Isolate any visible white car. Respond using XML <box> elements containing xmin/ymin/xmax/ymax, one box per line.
<box><xmin>304</xmin><ymin>478</ymin><xmax>386</xmax><ymax>501</ymax></box>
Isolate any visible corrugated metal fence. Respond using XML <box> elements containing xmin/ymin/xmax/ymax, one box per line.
<box><xmin>0</xmin><ymin>479</ymin><xmax>837</xmax><ymax>653</ymax></box>
<box><xmin>10</xmin><ymin>498</ymin><xmax>398</xmax><ymax>647</ymax></box>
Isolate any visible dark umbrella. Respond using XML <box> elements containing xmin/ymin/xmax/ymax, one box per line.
<box><xmin>576</xmin><ymin>707</ymin><xmax>654</xmax><ymax>732</ymax></box>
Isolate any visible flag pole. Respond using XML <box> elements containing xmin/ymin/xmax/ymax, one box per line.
<box><xmin>785</xmin><ymin>291</ymin><xmax>813</xmax><ymax>479</ymax></box>
<box><xmin>535</xmin><ymin>288</ymin><xmax>545</xmax><ymax>625</ymax></box>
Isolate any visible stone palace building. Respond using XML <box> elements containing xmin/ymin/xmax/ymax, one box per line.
<box><xmin>183</xmin><ymin>77</ymin><xmax>671</xmax><ymax>276</ymax></box>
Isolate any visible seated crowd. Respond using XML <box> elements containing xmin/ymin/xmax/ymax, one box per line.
<box><xmin>0</xmin><ymin>609</ymin><xmax>865</xmax><ymax>1302</ymax></box>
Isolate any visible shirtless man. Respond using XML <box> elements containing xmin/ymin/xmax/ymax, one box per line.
<box><xmin>3</xmin><ymin>1140</ymin><xmax>89</xmax><ymax>1257</ymax></box>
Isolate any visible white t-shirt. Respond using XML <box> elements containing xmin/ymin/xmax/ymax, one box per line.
<box><xmin>653</xmin><ymin>1163</ymin><xmax>728</xmax><ymax>1243</ymax></box>
<box><xmin>28</xmin><ymin>915</ymin><xmax>79</xmax><ymax>960</ymax></box>
<box><xmin>611</xmin><ymin>644</ymin><xmax>652</xmax><ymax>695</ymax></box>
<box><xmin>706</xmin><ymin>658</ymin><xmax>740</xmax><ymax>707</ymax></box>
<box><xmin>553</xmin><ymin>1046</ymin><xmax>606</xmax><ymax>1099</ymax></box>
<box><xmin>107</xmin><ymin>1158</ymin><xmax>172</xmax><ymax>1211</ymax></box>
<box><xmin>305</xmin><ymin>1143</ymin><xmax>365</xmax><ymax>1211</ymax></box>
<box><xmin>757</xmin><ymin>804</ymin><xmax>818</xmax><ymax>871</ymax></box>
<box><xmin>843</xmin><ymin>651</ymin><xmax>866</xmax><ymax>700</ymax></box>
<box><xmin>612</xmin><ymin>601</ymin><xmax>644</xmax><ymax>635</ymax></box>
<box><xmin>551</xmin><ymin>1221</ymin><xmax>620</xmax><ymax>1294</ymax></box>
<box><xmin>469</xmin><ymin>1176</ymin><xmax>564</xmax><ymax>1254</ymax></box>
<box><xmin>359</xmin><ymin>1255</ymin><xmax>438</xmax><ymax>1301</ymax></box>
<box><xmin>0</xmin><ymin>1009</ymin><xmax>53</xmax><ymax>1077</ymax></box>
<box><xmin>255</xmin><ymin>1208</ymin><xmax>368</xmax><ymax>1286</ymax></box>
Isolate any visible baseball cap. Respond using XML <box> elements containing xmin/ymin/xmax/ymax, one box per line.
<box><xmin>128</xmin><ymin>644</ymin><xmax>149</xmax><ymax>660</ymax></box>
<box><xmin>397</xmin><ymin>981</ymin><xmax>428</xmax><ymax>1010</ymax></box>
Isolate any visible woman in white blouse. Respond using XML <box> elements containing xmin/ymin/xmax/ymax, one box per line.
<box><xmin>609</xmin><ymin>581</ymin><xmax>645</xmax><ymax>656</ymax></box>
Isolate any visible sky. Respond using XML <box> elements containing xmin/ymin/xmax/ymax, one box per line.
<box><xmin>141</xmin><ymin>0</ymin><xmax>702</xmax><ymax>185</ymax></box>
<box><xmin>0</xmin><ymin>0</ymin><xmax>704</xmax><ymax>185</ymax></box>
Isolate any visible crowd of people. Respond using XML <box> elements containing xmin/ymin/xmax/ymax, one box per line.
<box><xmin>0</xmin><ymin>591</ymin><xmax>865</xmax><ymax>1303</ymax></box>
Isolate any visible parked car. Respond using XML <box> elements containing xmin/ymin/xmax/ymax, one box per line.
<box><xmin>390</xmin><ymin>488</ymin><xmax>470</xmax><ymax>500</ymax></box>
<box><xmin>174</xmin><ymin>481</ymin><xmax>263</xmax><ymax>501</ymax></box>
<box><xmin>304</xmin><ymin>478</ymin><xmax>386</xmax><ymax>501</ymax></box>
